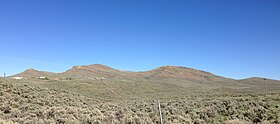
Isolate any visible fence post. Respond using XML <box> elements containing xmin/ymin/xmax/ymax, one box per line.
<box><xmin>158</xmin><ymin>100</ymin><xmax>163</xmax><ymax>124</ymax></box>
<box><xmin>264</xmin><ymin>78</ymin><xmax>267</xmax><ymax>97</ymax></box>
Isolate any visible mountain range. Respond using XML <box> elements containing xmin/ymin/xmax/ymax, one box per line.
<box><xmin>5</xmin><ymin>64</ymin><xmax>280</xmax><ymax>124</ymax></box>
<box><xmin>12</xmin><ymin>64</ymin><xmax>278</xmax><ymax>83</ymax></box>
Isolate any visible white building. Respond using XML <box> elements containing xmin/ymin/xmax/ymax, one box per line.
<box><xmin>13</xmin><ymin>77</ymin><xmax>23</xmax><ymax>80</ymax></box>
<box><xmin>39</xmin><ymin>77</ymin><xmax>48</xmax><ymax>80</ymax></box>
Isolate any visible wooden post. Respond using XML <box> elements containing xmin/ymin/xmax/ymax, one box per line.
<box><xmin>264</xmin><ymin>78</ymin><xmax>267</xmax><ymax>97</ymax></box>
<box><xmin>158</xmin><ymin>100</ymin><xmax>163</xmax><ymax>124</ymax></box>
<box><xmin>100</xmin><ymin>77</ymin><xmax>106</xmax><ymax>84</ymax></box>
<box><xmin>101</xmin><ymin>77</ymin><xmax>104</xmax><ymax>83</ymax></box>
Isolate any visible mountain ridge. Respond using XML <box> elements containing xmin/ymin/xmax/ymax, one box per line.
<box><xmin>11</xmin><ymin>64</ymin><xmax>279</xmax><ymax>81</ymax></box>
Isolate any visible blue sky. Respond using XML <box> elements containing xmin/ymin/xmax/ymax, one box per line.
<box><xmin>0</xmin><ymin>0</ymin><xmax>280</xmax><ymax>79</ymax></box>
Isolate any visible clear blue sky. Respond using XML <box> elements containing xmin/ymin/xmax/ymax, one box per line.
<box><xmin>0</xmin><ymin>0</ymin><xmax>280</xmax><ymax>79</ymax></box>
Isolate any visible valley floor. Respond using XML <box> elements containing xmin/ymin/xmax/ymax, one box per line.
<box><xmin>0</xmin><ymin>79</ymin><xmax>280</xmax><ymax>124</ymax></box>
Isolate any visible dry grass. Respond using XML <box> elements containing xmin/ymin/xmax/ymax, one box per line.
<box><xmin>1</xmin><ymin>79</ymin><xmax>280</xmax><ymax>124</ymax></box>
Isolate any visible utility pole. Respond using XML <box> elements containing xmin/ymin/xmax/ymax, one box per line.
<box><xmin>158</xmin><ymin>100</ymin><xmax>163</xmax><ymax>124</ymax></box>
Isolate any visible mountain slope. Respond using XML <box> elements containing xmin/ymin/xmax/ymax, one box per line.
<box><xmin>61</xmin><ymin>64</ymin><xmax>124</xmax><ymax>78</ymax></box>
<box><xmin>238</xmin><ymin>77</ymin><xmax>280</xmax><ymax>88</ymax></box>
<box><xmin>12</xmin><ymin>68</ymin><xmax>55</xmax><ymax>78</ymax></box>
<box><xmin>139</xmin><ymin>66</ymin><xmax>232</xmax><ymax>81</ymax></box>
<box><xmin>61</xmin><ymin>65</ymin><xmax>233</xmax><ymax>81</ymax></box>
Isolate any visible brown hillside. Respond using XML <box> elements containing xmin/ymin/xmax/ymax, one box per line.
<box><xmin>61</xmin><ymin>64</ymin><xmax>231</xmax><ymax>81</ymax></box>
<box><xmin>61</xmin><ymin>64</ymin><xmax>123</xmax><ymax>78</ymax></box>
<box><xmin>12</xmin><ymin>68</ymin><xmax>55</xmax><ymax>78</ymax></box>
<box><xmin>140</xmin><ymin>66</ymin><xmax>230</xmax><ymax>81</ymax></box>
<box><xmin>238</xmin><ymin>77</ymin><xmax>280</xmax><ymax>87</ymax></box>
<box><xmin>11</xmin><ymin>64</ymin><xmax>278</xmax><ymax>83</ymax></box>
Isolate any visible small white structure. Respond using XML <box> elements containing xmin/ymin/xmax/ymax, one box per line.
<box><xmin>88</xmin><ymin>77</ymin><xmax>95</xmax><ymax>80</ymax></box>
<box><xmin>13</xmin><ymin>77</ymin><xmax>23</xmax><ymax>80</ymax></box>
<box><xmin>39</xmin><ymin>77</ymin><xmax>48</xmax><ymax>80</ymax></box>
